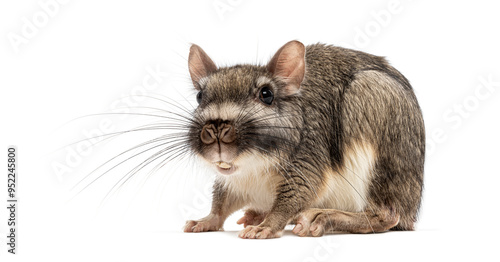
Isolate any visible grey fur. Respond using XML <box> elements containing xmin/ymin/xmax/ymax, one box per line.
<box><xmin>184</xmin><ymin>41</ymin><xmax>424</xmax><ymax>238</ymax></box>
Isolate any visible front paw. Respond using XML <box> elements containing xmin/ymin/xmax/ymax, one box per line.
<box><xmin>184</xmin><ymin>216</ymin><xmax>221</xmax><ymax>233</ymax></box>
<box><xmin>236</xmin><ymin>210</ymin><xmax>267</xmax><ymax>228</ymax></box>
<box><xmin>238</xmin><ymin>225</ymin><xmax>283</xmax><ymax>239</ymax></box>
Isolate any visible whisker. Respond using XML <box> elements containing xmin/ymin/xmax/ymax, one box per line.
<box><xmin>100</xmin><ymin>141</ymin><xmax>190</xmax><ymax>206</ymax></box>
<box><xmin>68</xmin><ymin>112</ymin><xmax>197</xmax><ymax>125</ymax></box>
<box><xmin>71</xmin><ymin>134</ymin><xmax>188</xmax><ymax>194</ymax></box>
<box><xmin>127</xmin><ymin>94</ymin><xmax>196</xmax><ymax>117</ymax></box>
<box><xmin>51</xmin><ymin>125</ymin><xmax>190</xmax><ymax>156</ymax></box>
<box><xmin>127</xmin><ymin>146</ymin><xmax>194</xmax><ymax>209</ymax></box>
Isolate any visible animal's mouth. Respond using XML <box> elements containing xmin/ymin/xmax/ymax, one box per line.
<box><xmin>215</xmin><ymin>161</ymin><xmax>236</xmax><ymax>175</ymax></box>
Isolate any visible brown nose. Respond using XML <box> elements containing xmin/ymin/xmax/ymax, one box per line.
<box><xmin>200</xmin><ymin>122</ymin><xmax>236</xmax><ymax>145</ymax></box>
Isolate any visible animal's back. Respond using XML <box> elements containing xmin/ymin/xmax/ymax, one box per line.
<box><xmin>303</xmin><ymin>44</ymin><xmax>425</xmax><ymax>230</ymax></box>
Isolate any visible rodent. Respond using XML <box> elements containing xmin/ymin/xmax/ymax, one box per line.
<box><xmin>183</xmin><ymin>40</ymin><xmax>425</xmax><ymax>239</ymax></box>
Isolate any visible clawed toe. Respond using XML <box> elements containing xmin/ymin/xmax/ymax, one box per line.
<box><xmin>238</xmin><ymin>225</ymin><xmax>282</xmax><ymax>239</ymax></box>
<box><xmin>184</xmin><ymin>216</ymin><xmax>221</xmax><ymax>233</ymax></box>
<box><xmin>292</xmin><ymin>209</ymin><xmax>327</xmax><ymax>237</ymax></box>
<box><xmin>236</xmin><ymin>210</ymin><xmax>267</xmax><ymax>228</ymax></box>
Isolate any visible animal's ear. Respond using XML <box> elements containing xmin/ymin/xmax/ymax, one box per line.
<box><xmin>267</xmin><ymin>40</ymin><xmax>305</xmax><ymax>95</ymax></box>
<box><xmin>188</xmin><ymin>44</ymin><xmax>217</xmax><ymax>90</ymax></box>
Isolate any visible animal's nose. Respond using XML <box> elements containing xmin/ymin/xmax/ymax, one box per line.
<box><xmin>200</xmin><ymin>121</ymin><xmax>236</xmax><ymax>145</ymax></box>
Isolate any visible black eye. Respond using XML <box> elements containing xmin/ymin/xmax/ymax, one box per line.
<box><xmin>196</xmin><ymin>91</ymin><xmax>203</xmax><ymax>104</ymax></box>
<box><xmin>259</xmin><ymin>86</ymin><xmax>274</xmax><ymax>105</ymax></box>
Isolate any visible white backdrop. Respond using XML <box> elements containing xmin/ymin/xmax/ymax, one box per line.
<box><xmin>1</xmin><ymin>0</ymin><xmax>499</xmax><ymax>261</ymax></box>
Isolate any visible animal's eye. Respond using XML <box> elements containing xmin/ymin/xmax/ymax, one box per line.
<box><xmin>259</xmin><ymin>86</ymin><xmax>274</xmax><ymax>105</ymax></box>
<box><xmin>196</xmin><ymin>91</ymin><xmax>203</xmax><ymax>104</ymax></box>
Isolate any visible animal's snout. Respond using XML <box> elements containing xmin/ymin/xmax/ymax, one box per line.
<box><xmin>201</xmin><ymin>120</ymin><xmax>236</xmax><ymax>145</ymax></box>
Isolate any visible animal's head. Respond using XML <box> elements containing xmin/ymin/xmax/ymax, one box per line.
<box><xmin>187</xmin><ymin>41</ymin><xmax>306</xmax><ymax>175</ymax></box>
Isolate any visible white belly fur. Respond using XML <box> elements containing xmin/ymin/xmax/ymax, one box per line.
<box><xmin>314</xmin><ymin>140</ymin><xmax>376</xmax><ymax>212</ymax></box>
<box><xmin>220</xmin><ymin>141</ymin><xmax>375</xmax><ymax>213</ymax></box>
